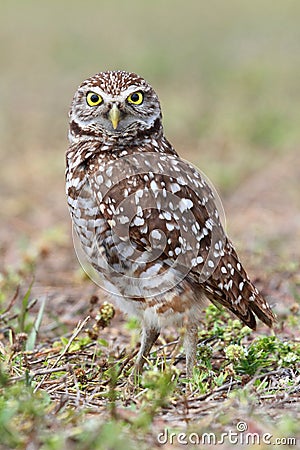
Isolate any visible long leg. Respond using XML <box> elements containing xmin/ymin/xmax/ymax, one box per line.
<box><xmin>184</xmin><ymin>323</ymin><xmax>198</xmax><ymax>378</ymax></box>
<box><xmin>134</xmin><ymin>326</ymin><xmax>160</xmax><ymax>373</ymax></box>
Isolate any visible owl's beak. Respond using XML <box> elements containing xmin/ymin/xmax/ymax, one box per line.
<box><xmin>108</xmin><ymin>104</ymin><xmax>121</xmax><ymax>130</ymax></box>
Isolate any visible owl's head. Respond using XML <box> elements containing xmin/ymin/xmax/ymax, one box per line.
<box><xmin>69</xmin><ymin>71</ymin><xmax>162</xmax><ymax>143</ymax></box>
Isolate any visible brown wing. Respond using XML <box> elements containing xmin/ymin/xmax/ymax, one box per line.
<box><xmin>88</xmin><ymin>150</ymin><xmax>276</xmax><ymax>328</ymax></box>
<box><xmin>197</xmin><ymin>238</ymin><xmax>276</xmax><ymax>329</ymax></box>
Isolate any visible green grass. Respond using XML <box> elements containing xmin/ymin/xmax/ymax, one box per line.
<box><xmin>0</xmin><ymin>289</ymin><xmax>299</xmax><ymax>449</ymax></box>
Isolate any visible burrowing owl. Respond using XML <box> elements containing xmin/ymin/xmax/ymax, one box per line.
<box><xmin>66</xmin><ymin>70</ymin><xmax>276</xmax><ymax>377</ymax></box>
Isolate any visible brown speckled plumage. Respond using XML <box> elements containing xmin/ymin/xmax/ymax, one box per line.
<box><xmin>66</xmin><ymin>71</ymin><xmax>276</xmax><ymax>376</ymax></box>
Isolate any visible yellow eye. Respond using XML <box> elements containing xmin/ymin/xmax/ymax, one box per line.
<box><xmin>86</xmin><ymin>92</ymin><xmax>103</xmax><ymax>106</ymax></box>
<box><xmin>127</xmin><ymin>91</ymin><xmax>144</xmax><ymax>105</ymax></box>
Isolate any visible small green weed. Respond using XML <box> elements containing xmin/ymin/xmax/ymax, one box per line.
<box><xmin>234</xmin><ymin>336</ymin><xmax>300</xmax><ymax>376</ymax></box>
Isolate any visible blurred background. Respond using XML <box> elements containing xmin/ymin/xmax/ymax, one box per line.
<box><xmin>1</xmin><ymin>0</ymin><xmax>300</xmax><ymax>314</ymax></box>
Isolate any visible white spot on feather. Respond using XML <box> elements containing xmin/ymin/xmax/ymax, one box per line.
<box><xmin>178</xmin><ymin>198</ymin><xmax>193</xmax><ymax>213</ymax></box>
